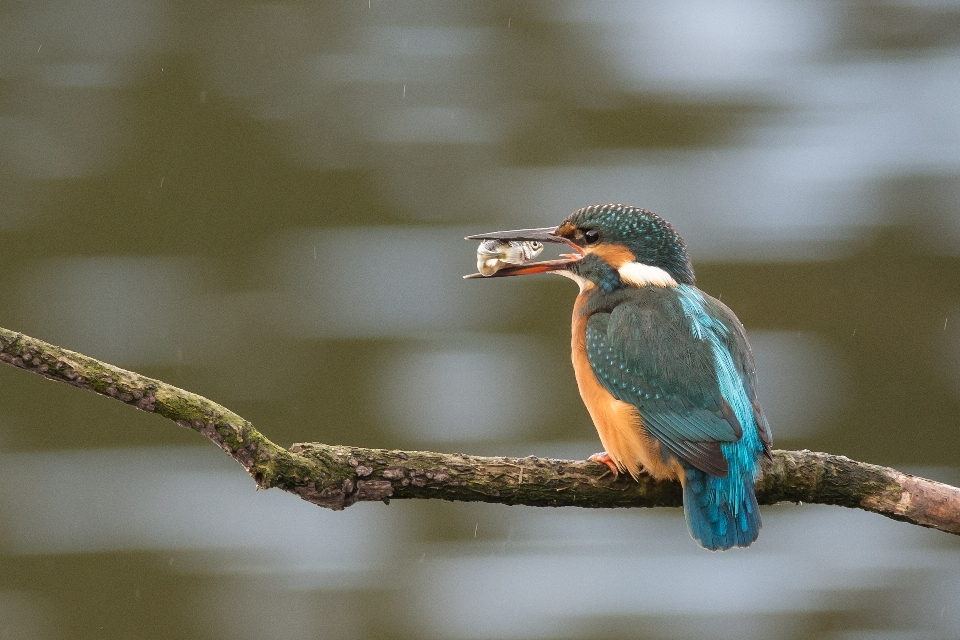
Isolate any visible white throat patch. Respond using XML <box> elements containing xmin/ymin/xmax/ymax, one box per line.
<box><xmin>617</xmin><ymin>262</ymin><xmax>678</xmax><ymax>288</ymax></box>
<box><xmin>554</xmin><ymin>269</ymin><xmax>592</xmax><ymax>292</ymax></box>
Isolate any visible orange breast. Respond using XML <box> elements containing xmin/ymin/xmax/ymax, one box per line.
<box><xmin>571</xmin><ymin>292</ymin><xmax>684</xmax><ymax>482</ymax></box>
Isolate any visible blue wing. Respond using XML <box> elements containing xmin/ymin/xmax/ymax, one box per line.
<box><xmin>585</xmin><ymin>284</ymin><xmax>771</xmax><ymax>549</ymax></box>
<box><xmin>584</xmin><ymin>285</ymin><xmax>770</xmax><ymax>477</ymax></box>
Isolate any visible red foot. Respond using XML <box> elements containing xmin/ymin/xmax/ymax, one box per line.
<box><xmin>588</xmin><ymin>452</ymin><xmax>619</xmax><ymax>478</ymax></box>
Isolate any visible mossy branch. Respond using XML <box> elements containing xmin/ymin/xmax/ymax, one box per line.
<box><xmin>2</xmin><ymin>325</ymin><xmax>959</xmax><ymax>536</ymax></box>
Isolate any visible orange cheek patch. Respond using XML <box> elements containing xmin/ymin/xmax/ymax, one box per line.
<box><xmin>587</xmin><ymin>243</ymin><xmax>636</xmax><ymax>269</ymax></box>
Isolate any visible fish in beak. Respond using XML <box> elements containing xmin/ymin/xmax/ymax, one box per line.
<box><xmin>476</xmin><ymin>239</ymin><xmax>544</xmax><ymax>276</ymax></box>
<box><xmin>464</xmin><ymin>227</ymin><xmax>584</xmax><ymax>279</ymax></box>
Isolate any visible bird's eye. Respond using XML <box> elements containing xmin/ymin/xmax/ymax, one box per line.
<box><xmin>583</xmin><ymin>229</ymin><xmax>601</xmax><ymax>245</ymax></box>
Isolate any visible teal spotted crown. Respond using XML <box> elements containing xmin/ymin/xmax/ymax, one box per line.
<box><xmin>566</xmin><ymin>204</ymin><xmax>695</xmax><ymax>285</ymax></box>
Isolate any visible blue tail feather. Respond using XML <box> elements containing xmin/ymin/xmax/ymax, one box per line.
<box><xmin>674</xmin><ymin>286</ymin><xmax>767</xmax><ymax>549</ymax></box>
<box><xmin>682</xmin><ymin>464</ymin><xmax>761</xmax><ymax>551</ymax></box>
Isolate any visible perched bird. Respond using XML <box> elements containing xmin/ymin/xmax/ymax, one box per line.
<box><xmin>466</xmin><ymin>204</ymin><xmax>772</xmax><ymax>550</ymax></box>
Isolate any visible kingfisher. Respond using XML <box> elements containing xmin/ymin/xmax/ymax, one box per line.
<box><xmin>466</xmin><ymin>204</ymin><xmax>772</xmax><ymax>550</ymax></box>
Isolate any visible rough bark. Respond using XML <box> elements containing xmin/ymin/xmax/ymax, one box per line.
<box><xmin>2</xmin><ymin>326</ymin><xmax>958</xmax><ymax>536</ymax></box>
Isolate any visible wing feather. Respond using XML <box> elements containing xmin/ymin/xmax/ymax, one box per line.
<box><xmin>584</xmin><ymin>288</ymin><xmax>763</xmax><ymax>476</ymax></box>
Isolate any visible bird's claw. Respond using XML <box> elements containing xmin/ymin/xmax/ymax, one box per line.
<box><xmin>588</xmin><ymin>452</ymin><xmax>619</xmax><ymax>478</ymax></box>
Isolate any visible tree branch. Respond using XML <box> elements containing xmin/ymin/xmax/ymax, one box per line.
<box><xmin>2</xmin><ymin>325</ymin><xmax>958</xmax><ymax>536</ymax></box>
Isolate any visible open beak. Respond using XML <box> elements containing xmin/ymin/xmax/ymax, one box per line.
<box><xmin>463</xmin><ymin>226</ymin><xmax>584</xmax><ymax>279</ymax></box>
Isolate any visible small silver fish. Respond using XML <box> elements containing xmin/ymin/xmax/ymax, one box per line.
<box><xmin>476</xmin><ymin>239</ymin><xmax>544</xmax><ymax>276</ymax></box>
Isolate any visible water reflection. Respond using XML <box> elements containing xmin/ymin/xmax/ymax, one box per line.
<box><xmin>372</xmin><ymin>336</ymin><xmax>558</xmax><ymax>443</ymax></box>
<box><xmin>749</xmin><ymin>331</ymin><xmax>849</xmax><ymax>438</ymax></box>
<box><xmin>1</xmin><ymin>0</ymin><xmax>960</xmax><ymax>638</ymax></box>
<box><xmin>561</xmin><ymin>0</ymin><xmax>837</xmax><ymax>95</ymax></box>
<box><xmin>271</xmin><ymin>226</ymin><xmax>529</xmax><ymax>338</ymax></box>
<box><xmin>26</xmin><ymin>257</ymin><xmax>207</xmax><ymax>367</ymax></box>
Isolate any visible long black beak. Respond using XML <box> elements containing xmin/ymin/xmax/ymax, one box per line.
<box><xmin>464</xmin><ymin>226</ymin><xmax>583</xmax><ymax>279</ymax></box>
<box><xmin>465</xmin><ymin>227</ymin><xmax>567</xmax><ymax>244</ymax></box>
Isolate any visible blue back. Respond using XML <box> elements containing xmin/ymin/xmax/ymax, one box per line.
<box><xmin>583</xmin><ymin>284</ymin><xmax>771</xmax><ymax>550</ymax></box>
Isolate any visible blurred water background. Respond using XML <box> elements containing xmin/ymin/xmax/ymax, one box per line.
<box><xmin>1</xmin><ymin>1</ymin><xmax>959</xmax><ymax>638</ymax></box>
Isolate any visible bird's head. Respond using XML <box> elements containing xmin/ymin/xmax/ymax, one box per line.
<box><xmin>466</xmin><ymin>204</ymin><xmax>695</xmax><ymax>291</ymax></box>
